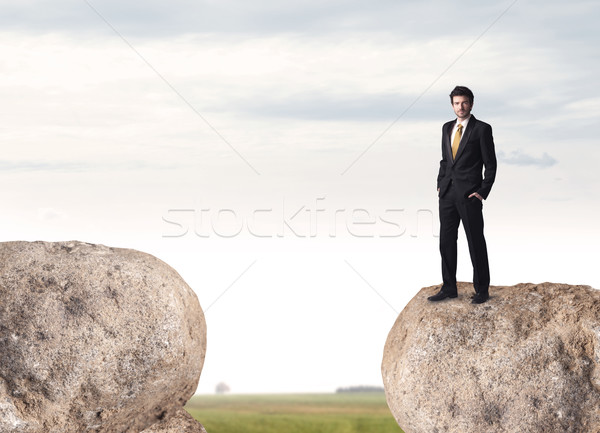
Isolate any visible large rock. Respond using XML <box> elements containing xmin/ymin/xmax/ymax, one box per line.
<box><xmin>0</xmin><ymin>241</ymin><xmax>206</xmax><ymax>433</ymax></box>
<box><xmin>382</xmin><ymin>282</ymin><xmax>600</xmax><ymax>433</ymax></box>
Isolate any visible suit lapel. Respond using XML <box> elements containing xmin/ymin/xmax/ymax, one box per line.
<box><xmin>444</xmin><ymin>122</ymin><xmax>454</xmax><ymax>166</ymax></box>
<box><xmin>453</xmin><ymin>115</ymin><xmax>476</xmax><ymax>163</ymax></box>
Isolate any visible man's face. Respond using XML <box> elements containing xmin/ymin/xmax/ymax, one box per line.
<box><xmin>452</xmin><ymin>95</ymin><xmax>473</xmax><ymax>120</ymax></box>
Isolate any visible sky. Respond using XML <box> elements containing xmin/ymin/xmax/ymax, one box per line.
<box><xmin>1</xmin><ymin>0</ymin><xmax>599</xmax><ymax>394</ymax></box>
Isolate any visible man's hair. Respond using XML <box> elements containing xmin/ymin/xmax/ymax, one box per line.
<box><xmin>449</xmin><ymin>86</ymin><xmax>474</xmax><ymax>104</ymax></box>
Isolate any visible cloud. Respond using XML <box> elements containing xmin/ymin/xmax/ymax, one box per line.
<box><xmin>497</xmin><ymin>150</ymin><xmax>557</xmax><ymax>168</ymax></box>
<box><xmin>0</xmin><ymin>0</ymin><xmax>529</xmax><ymax>38</ymax></box>
<box><xmin>37</xmin><ymin>207</ymin><xmax>67</xmax><ymax>222</ymax></box>
<box><xmin>237</xmin><ymin>92</ymin><xmax>447</xmax><ymax>121</ymax></box>
<box><xmin>0</xmin><ymin>1</ymin><xmax>420</xmax><ymax>36</ymax></box>
<box><xmin>0</xmin><ymin>160</ymin><xmax>180</xmax><ymax>173</ymax></box>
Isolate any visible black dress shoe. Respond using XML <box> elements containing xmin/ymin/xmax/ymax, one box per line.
<box><xmin>427</xmin><ymin>290</ymin><xmax>458</xmax><ymax>302</ymax></box>
<box><xmin>471</xmin><ymin>293</ymin><xmax>489</xmax><ymax>304</ymax></box>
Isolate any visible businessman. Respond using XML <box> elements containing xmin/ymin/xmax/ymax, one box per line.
<box><xmin>428</xmin><ymin>86</ymin><xmax>497</xmax><ymax>304</ymax></box>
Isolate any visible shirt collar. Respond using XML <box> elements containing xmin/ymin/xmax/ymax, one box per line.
<box><xmin>456</xmin><ymin>115</ymin><xmax>472</xmax><ymax>128</ymax></box>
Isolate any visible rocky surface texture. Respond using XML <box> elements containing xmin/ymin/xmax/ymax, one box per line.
<box><xmin>141</xmin><ymin>408</ymin><xmax>207</xmax><ymax>433</ymax></box>
<box><xmin>382</xmin><ymin>282</ymin><xmax>600</xmax><ymax>433</ymax></box>
<box><xmin>0</xmin><ymin>241</ymin><xmax>207</xmax><ymax>433</ymax></box>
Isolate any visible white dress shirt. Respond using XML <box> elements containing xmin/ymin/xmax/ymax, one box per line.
<box><xmin>450</xmin><ymin>115</ymin><xmax>471</xmax><ymax>145</ymax></box>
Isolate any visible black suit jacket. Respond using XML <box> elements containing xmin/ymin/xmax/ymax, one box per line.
<box><xmin>437</xmin><ymin>115</ymin><xmax>497</xmax><ymax>200</ymax></box>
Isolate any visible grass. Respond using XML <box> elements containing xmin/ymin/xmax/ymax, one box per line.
<box><xmin>185</xmin><ymin>392</ymin><xmax>404</xmax><ymax>433</ymax></box>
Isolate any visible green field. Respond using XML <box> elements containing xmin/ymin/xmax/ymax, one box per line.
<box><xmin>185</xmin><ymin>393</ymin><xmax>404</xmax><ymax>433</ymax></box>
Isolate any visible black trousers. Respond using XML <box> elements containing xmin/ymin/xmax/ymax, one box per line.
<box><xmin>439</xmin><ymin>182</ymin><xmax>490</xmax><ymax>294</ymax></box>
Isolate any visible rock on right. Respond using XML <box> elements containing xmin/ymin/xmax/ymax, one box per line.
<box><xmin>381</xmin><ymin>282</ymin><xmax>600</xmax><ymax>433</ymax></box>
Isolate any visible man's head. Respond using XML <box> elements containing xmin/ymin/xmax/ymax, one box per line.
<box><xmin>449</xmin><ymin>86</ymin><xmax>474</xmax><ymax>121</ymax></box>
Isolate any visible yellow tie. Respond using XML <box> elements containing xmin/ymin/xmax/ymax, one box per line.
<box><xmin>452</xmin><ymin>124</ymin><xmax>463</xmax><ymax>159</ymax></box>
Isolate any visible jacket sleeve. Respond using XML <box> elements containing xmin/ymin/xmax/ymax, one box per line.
<box><xmin>437</xmin><ymin>126</ymin><xmax>448</xmax><ymax>190</ymax></box>
<box><xmin>477</xmin><ymin>123</ymin><xmax>497</xmax><ymax>199</ymax></box>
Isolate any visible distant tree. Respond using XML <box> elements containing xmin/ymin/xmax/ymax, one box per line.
<box><xmin>215</xmin><ymin>382</ymin><xmax>231</xmax><ymax>394</ymax></box>
<box><xmin>335</xmin><ymin>385</ymin><xmax>385</xmax><ymax>393</ymax></box>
